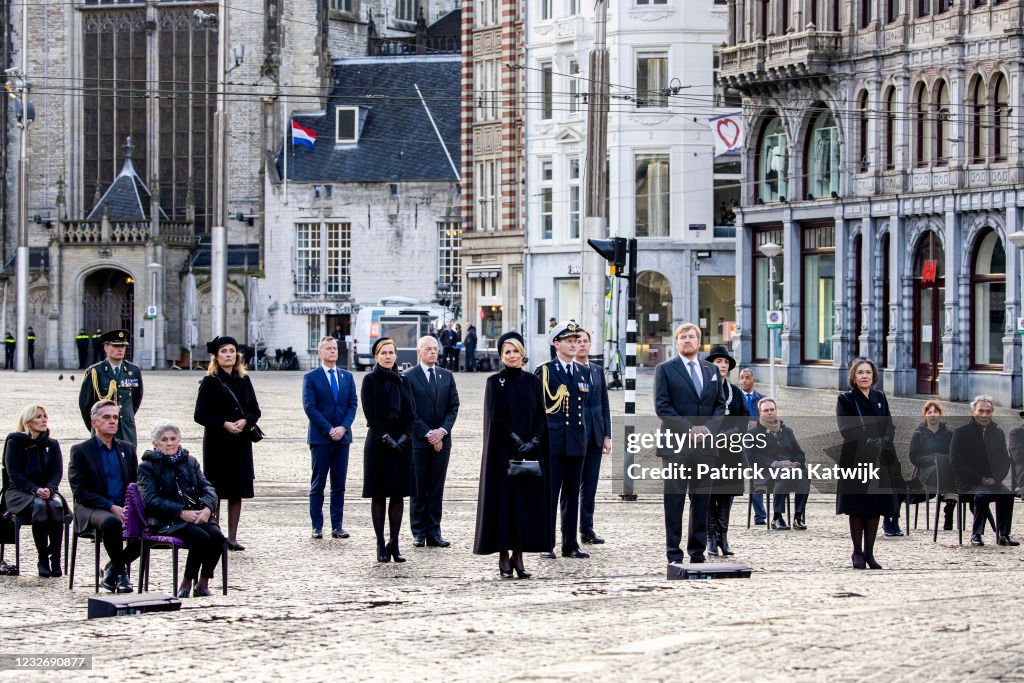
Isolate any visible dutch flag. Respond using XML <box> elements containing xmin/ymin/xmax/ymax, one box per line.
<box><xmin>292</xmin><ymin>120</ymin><xmax>316</xmax><ymax>148</ymax></box>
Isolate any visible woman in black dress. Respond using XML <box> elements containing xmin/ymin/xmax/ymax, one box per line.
<box><xmin>194</xmin><ymin>336</ymin><xmax>262</xmax><ymax>551</ymax></box>
<box><xmin>361</xmin><ymin>337</ymin><xmax>415</xmax><ymax>563</ymax></box>
<box><xmin>2</xmin><ymin>403</ymin><xmax>64</xmax><ymax>577</ymax></box>
<box><xmin>473</xmin><ymin>332</ymin><xmax>552</xmax><ymax>579</ymax></box>
<box><xmin>705</xmin><ymin>345</ymin><xmax>746</xmax><ymax>555</ymax></box>
<box><xmin>836</xmin><ymin>357</ymin><xmax>899</xmax><ymax>569</ymax></box>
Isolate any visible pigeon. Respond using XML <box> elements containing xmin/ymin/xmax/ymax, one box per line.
<box><xmin>58</xmin><ymin>374</ymin><xmax>63</xmax><ymax>381</ymax></box>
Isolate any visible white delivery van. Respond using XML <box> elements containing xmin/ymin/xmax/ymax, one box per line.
<box><xmin>351</xmin><ymin>297</ymin><xmax>447</xmax><ymax>370</ymax></box>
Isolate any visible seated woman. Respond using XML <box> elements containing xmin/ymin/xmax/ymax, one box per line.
<box><xmin>137</xmin><ymin>422</ymin><xmax>224</xmax><ymax>598</ymax></box>
<box><xmin>909</xmin><ymin>400</ymin><xmax>955</xmax><ymax>530</ymax></box>
<box><xmin>2</xmin><ymin>403</ymin><xmax>65</xmax><ymax>577</ymax></box>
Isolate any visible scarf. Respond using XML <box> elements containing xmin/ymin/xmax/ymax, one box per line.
<box><xmin>165</xmin><ymin>445</ymin><xmax>185</xmax><ymax>464</ymax></box>
<box><xmin>372</xmin><ymin>362</ymin><xmax>404</xmax><ymax>420</ymax></box>
<box><xmin>759</xmin><ymin>416</ymin><xmax>781</xmax><ymax>435</ymax></box>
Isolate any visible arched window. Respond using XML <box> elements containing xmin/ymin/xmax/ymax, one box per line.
<box><xmin>934</xmin><ymin>80</ymin><xmax>950</xmax><ymax>165</ymax></box>
<box><xmin>970</xmin><ymin>77</ymin><xmax>986</xmax><ymax>164</ymax></box>
<box><xmin>805</xmin><ymin>106</ymin><xmax>839</xmax><ymax>198</ymax></box>
<box><xmin>858</xmin><ymin>91</ymin><xmax>870</xmax><ymax>172</ymax></box>
<box><xmin>758</xmin><ymin>115</ymin><xmax>788</xmax><ymax>202</ymax></box>
<box><xmin>972</xmin><ymin>229</ymin><xmax>1006</xmax><ymax>367</ymax></box>
<box><xmin>914</xmin><ymin>83</ymin><xmax>928</xmax><ymax>167</ymax></box>
<box><xmin>993</xmin><ymin>73</ymin><xmax>1008</xmax><ymax>162</ymax></box>
<box><xmin>884</xmin><ymin>87</ymin><xmax>897</xmax><ymax>170</ymax></box>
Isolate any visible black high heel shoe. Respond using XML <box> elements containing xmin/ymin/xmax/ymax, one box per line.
<box><xmin>499</xmin><ymin>553</ymin><xmax>514</xmax><ymax>579</ymax></box>
<box><xmin>851</xmin><ymin>551</ymin><xmax>866</xmax><ymax>570</ymax></box>
<box><xmin>388</xmin><ymin>540</ymin><xmax>406</xmax><ymax>563</ymax></box>
<box><xmin>512</xmin><ymin>557</ymin><xmax>532</xmax><ymax>579</ymax></box>
<box><xmin>864</xmin><ymin>554</ymin><xmax>882</xmax><ymax>570</ymax></box>
<box><xmin>377</xmin><ymin>539</ymin><xmax>390</xmax><ymax>563</ymax></box>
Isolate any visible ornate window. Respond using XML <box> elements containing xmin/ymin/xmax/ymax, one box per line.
<box><xmin>857</xmin><ymin>92</ymin><xmax>870</xmax><ymax>172</ymax></box>
<box><xmin>884</xmin><ymin>87</ymin><xmax>897</xmax><ymax>170</ymax></box>
<box><xmin>934</xmin><ymin>80</ymin><xmax>950</xmax><ymax>166</ymax></box>
<box><xmin>969</xmin><ymin>77</ymin><xmax>986</xmax><ymax>163</ymax></box>
<box><xmin>758</xmin><ymin>116</ymin><xmax>788</xmax><ymax>202</ymax></box>
<box><xmin>972</xmin><ymin>229</ymin><xmax>1006</xmax><ymax>367</ymax></box>
<box><xmin>993</xmin><ymin>74</ymin><xmax>1009</xmax><ymax>162</ymax></box>
<box><xmin>913</xmin><ymin>83</ymin><xmax>928</xmax><ymax>167</ymax></box>
<box><xmin>805</xmin><ymin>106</ymin><xmax>839</xmax><ymax>198</ymax></box>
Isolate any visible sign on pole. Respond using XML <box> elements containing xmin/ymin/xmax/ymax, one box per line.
<box><xmin>767</xmin><ymin>310</ymin><xmax>783</xmax><ymax>329</ymax></box>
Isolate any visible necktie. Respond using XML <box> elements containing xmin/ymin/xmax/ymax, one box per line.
<box><xmin>565</xmin><ymin>363</ymin><xmax>573</xmax><ymax>379</ymax></box>
<box><xmin>428</xmin><ymin>367</ymin><xmax>437</xmax><ymax>397</ymax></box>
<box><xmin>746</xmin><ymin>393</ymin><xmax>755</xmax><ymax>416</ymax></box>
<box><xmin>328</xmin><ymin>368</ymin><xmax>339</xmax><ymax>400</ymax></box>
<box><xmin>688</xmin><ymin>361</ymin><xmax>702</xmax><ymax>393</ymax></box>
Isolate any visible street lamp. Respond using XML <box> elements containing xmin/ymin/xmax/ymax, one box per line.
<box><xmin>147</xmin><ymin>262</ymin><xmax>163</xmax><ymax>370</ymax></box>
<box><xmin>758</xmin><ymin>241</ymin><xmax>783</xmax><ymax>398</ymax></box>
<box><xmin>1007</xmin><ymin>232</ymin><xmax>1024</xmax><ymax>409</ymax></box>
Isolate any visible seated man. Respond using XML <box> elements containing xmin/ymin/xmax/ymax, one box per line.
<box><xmin>950</xmin><ymin>395</ymin><xmax>1019</xmax><ymax>547</ymax></box>
<box><xmin>745</xmin><ymin>397</ymin><xmax>810</xmax><ymax>530</ymax></box>
<box><xmin>68</xmin><ymin>399</ymin><xmax>141</xmax><ymax>592</ymax></box>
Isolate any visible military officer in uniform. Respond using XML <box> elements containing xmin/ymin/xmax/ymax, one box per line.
<box><xmin>535</xmin><ymin>320</ymin><xmax>591</xmax><ymax>560</ymax></box>
<box><xmin>75</xmin><ymin>329</ymin><xmax>91</xmax><ymax>369</ymax></box>
<box><xmin>78</xmin><ymin>329</ymin><xmax>144</xmax><ymax>447</ymax></box>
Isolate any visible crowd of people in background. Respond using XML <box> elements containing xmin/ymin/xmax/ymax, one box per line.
<box><xmin>3</xmin><ymin>319</ymin><xmax>1023</xmax><ymax>598</ymax></box>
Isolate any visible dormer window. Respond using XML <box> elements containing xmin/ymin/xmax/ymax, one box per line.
<box><xmin>336</xmin><ymin>106</ymin><xmax>359</xmax><ymax>144</ymax></box>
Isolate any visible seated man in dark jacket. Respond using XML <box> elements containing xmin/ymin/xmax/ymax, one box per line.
<box><xmin>68</xmin><ymin>399</ymin><xmax>140</xmax><ymax>592</ymax></box>
<box><xmin>950</xmin><ymin>395</ymin><xmax>1018</xmax><ymax>547</ymax></box>
<box><xmin>137</xmin><ymin>421</ymin><xmax>223</xmax><ymax>598</ymax></box>
<box><xmin>745</xmin><ymin>397</ymin><xmax>810</xmax><ymax>530</ymax></box>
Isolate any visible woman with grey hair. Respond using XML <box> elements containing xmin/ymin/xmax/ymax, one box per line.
<box><xmin>137</xmin><ymin>421</ymin><xmax>224</xmax><ymax>597</ymax></box>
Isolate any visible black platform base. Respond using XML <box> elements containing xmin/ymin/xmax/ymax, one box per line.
<box><xmin>666</xmin><ymin>562</ymin><xmax>752</xmax><ymax>580</ymax></box>
<box><xmin>87</xmin><ymin>593</ymin><xmax>182</xmax><ymax>619</ymax></box>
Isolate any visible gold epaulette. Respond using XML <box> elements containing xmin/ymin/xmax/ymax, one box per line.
<box><xmin>89</xmin><ymin>367</ymin><xmax>118</xmax><ymax>404</ymax></box>
<box><xmin>540</xmin><ymin>363</ymin><xmax>569</xmax><ymax>415</ymax></box>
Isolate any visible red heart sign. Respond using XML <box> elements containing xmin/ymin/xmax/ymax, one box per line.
<box><xmin>716</xmin><ymin>118</ymin><xmax>741</xmax><ymax>149</ymax></box>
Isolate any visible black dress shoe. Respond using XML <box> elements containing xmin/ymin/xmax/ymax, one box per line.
<box><xmin>37</xmin><ymin>560</ymin><xmax>52</xmax><ymax>578</ymax></box>
<box><xmin>413</xmin><ymin>536</ymin><xmax>425</xmax><ymax>547</ymax></box>
<box><xmin>377</xmin><ymin>540</ymin><xmax>391</xmax><ymax>563</ymax></box>
<box><xmin>226</xmin><ymin>540</ymin><xmax>246</xmax><ymax>551</ymax></box>
<box><xmin>997</xmin><ymin>535</ymin><xmax>1020</xmax><ymax>546</ymax></box>
<box><xmin>331</xmin><ymin>528</ymin><xmax>349</xmax><ymax>539</ymax></box>
<box><xmin>311</xmin><ymin>528</ymin><xmax>323</xmax><ymax>539</ymax></box>
<box><xmin>176</xmin><ymin>585</ymin><xmax>191</xmax><ymax>599</ymax></box>
<box><xmin>49</xmin><ymin>557</ymin><xmax>62</xmax><ymax>578</ymax></box>
<box><xmin>580</xmin><ymin>531</ymin><xmax>605</xmax><ymax>544</ymax></box>
<box><xmin>772</xmin><ymin>517</ymin><xmax>790</xmax><ymax>530</ymax></box>
<box><xmin>689</xmin><ymin>554</ymin><xmax>706</xmax><ymax>563</ymax></box>
<box><xmin>193</xmin><ymin>585</ymin><xmax>212</xmax><ymax>598</ymax></box>
<box><xmin>101</xmin><ymin>566</ymin><xmax>119</xmax><ymax>593</ymax></box>
<box><xmin>426</xmin><ymin>536</ymin><xmax>451</xmax><ymax>548</ymax></box>
<box><xmin>971</xmin><ymin>534</ymin><xmax>984</xmax><ymax>546</ymax></box>
<box><xmin>561</xmin><ymin>548</ymin><xmax>590</xmax><ymax>559</ymax></box>
<box><xmin>792</xmin><ymin>517</ymin><xmax>807</xmax><ymax>530</ymax></box>
<box><xmin>116</xmin><ymin>572</ymin><xmax>134</xmax><ymax>594</ymax></box>
<box><xmin>851</xmin><ymin>552</ymin><xmax>866</xmax><ymax>569</ymax></box>
<box><xmin>540</xmin><ymin>550</ymin><xmax>556</xmax><ymax>559</ymax></box>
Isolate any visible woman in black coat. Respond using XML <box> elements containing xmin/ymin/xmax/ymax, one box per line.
<box><xmin>909</xmin><ymin>400</ymin><xmax>955</xmax><ymax>529</ymax></box>
<box><xmin>836</xmin><ymin>357</ymin><xmax>900</xmax><ymax>569</ymax></box>
<box><xmin>194</xmin><ymin>336</ymin><xmax>262</xmax><ymax>551</ymax></box>
<box><xmin>705</xmin><ymin>346</ymin><xmax>746</xmax><ymax>555</ymax></box>
<box><xmin>473</xmin><ymin>332</ymin><xmax>552</xmax><ymax>579</ymax></box>
<box><xmin>137</xmin><ymin>421</ymin><xmax>223</xmax><ymax>598</ymax></box>
<box><xmin>1</xmin><ymin>403</ymin><xmax>64</xmax><ymax>577</ymax></box>
<box><xmin>361</xmin><ymin>337</ymin><xmax>415</xmax><ymax>563</ymax></box>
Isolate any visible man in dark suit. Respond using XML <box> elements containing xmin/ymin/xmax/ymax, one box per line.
<box><xmin>302</xmin><ymin>336</ymin><xmax>359</xmax><ymax>540</ymax></box>
<box><xmin>438</xmin><ymin>323</ymin><xmax>456</xmax><ymax>370</ymax></box>
<box><xmin>737</xmin><ymin>367</ymin><xmax>768</xmax><ymax>524</ymax></box>
<box><xmin>68</xmin><ymin>399</ymin><xmax>140</xmax><ymax>593</ymax></box>
<box><xmin>950</xmin><ymin>395</ymin><xmax>1019</xmax><ymax>547</ymax></box>
<box><xmin>575</xmin><ymin>328</ymin><xmax>611</xmax><ymax>545</ymax></box>
<box><xmin>536</xmin><ymin>320</ymin><xmax>591</xmax><ymax>559</ymax></box>
<box><xmin>654</xmin><ymin>322</ymin><xmax>727</xmax><ymax>564</ymax></box>
<box><xmin>404</xmin><ymin>335</ymin><xmax>460</xmax><ymax>547</ymax></box>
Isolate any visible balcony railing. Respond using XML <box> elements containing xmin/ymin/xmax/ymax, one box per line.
<box><xmin>59</xmin><ymin>219</ymin><xmax>194</xmax><ymax>246</ymax></box>
<box><xmin>719</xmin><ymin>28</ymin><xmax>841</xmax><ymax>88</ymax></box>
<box><xmin>367</xmin><ymin>34</ymin><xmax>460</xmax><ymax>57</ymax></box>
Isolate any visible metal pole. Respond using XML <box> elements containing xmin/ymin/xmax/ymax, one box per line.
<box><xmin>210</xmin><ymin>0</ymin><xmax>228</xmax><ymax>338</ymax></box>
<box><xmin>581</xmin><ymin>0</ymin><xmax>609</xmax><ymax>365</ymax></box>
<box><xmin>768</xmin><ymin>256</ymin><xmax>776</xmax><ymax>398</ymax></box>
<box><xmin>621</xmin><ymin>238</ymin><xmax>638</xmax><ymax>500</ymax></box>
<box><xmin>14</xmin><ymin>2</ymin><xmax>29</xmax><ymax>372</ymax></box>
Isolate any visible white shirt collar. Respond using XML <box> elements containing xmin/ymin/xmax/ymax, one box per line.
<box><xmin>420</xmin><ymin>362</ymin><xmax>436</xmax><ymax>376</ymax></box>
<box><xmin>321</xmin><ymin>364</ymin><xmax>338</xmax><ymax>377</ymax></box>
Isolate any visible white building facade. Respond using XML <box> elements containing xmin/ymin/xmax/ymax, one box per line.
<box><xmin>523</xmin><ymin>0</ymin><xmax>733</xmax><ymax>366</ymax></box>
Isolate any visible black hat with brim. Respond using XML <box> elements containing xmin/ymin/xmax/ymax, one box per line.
<box><xmin>705</xmin><ymin>344</ymin><xmax>736</xmax><ymax>371</ymax></box>
<box><xmin>497</xmin><ymin>331</ymin><xmax>524</xmax><ymax>351</ymax></box>
<box><xmin>206</xmin><ymin>336</ymin><xmax>239</xmax><ymax>354</ymax></box>
<box><xmin>100</xmin><ymin>329</ymin><xmax>131</xmax><ymax>346</ymax></box>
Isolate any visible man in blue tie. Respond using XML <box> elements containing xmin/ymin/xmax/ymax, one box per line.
<box><xmin>302</xmin><ymin>336</ymin><xmax>359</xmax><ymax>540</ymax></box>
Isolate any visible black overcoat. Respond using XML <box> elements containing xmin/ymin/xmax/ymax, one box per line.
<box><xmin>473</xmin><ymin>366</ymin><xmax>554</xmax><ymax>555</ymax></box>
<box><xmin>360</xmin><ymin>364</ymin><xmax>415</xmax><ymax>498</ymax></box>
<box><xmin>194</xmin><ymin>369</ymin><xmax>262</xmax><ymax>500</ymax></box>
<box><xmin>835</xmin><ymin>389</ymin><xmax>899</xmax><ymax>516</ymax></box>
<box><xmin>2</xmin><ymin>431</ymin><xmax>62</xmax><ymax>515</ymax></box>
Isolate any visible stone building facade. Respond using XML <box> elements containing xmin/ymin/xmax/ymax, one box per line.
<box><xmin>721</xmin><ymin>0</ymin><xmax>1024</xmax><ymax>404</ymax></box>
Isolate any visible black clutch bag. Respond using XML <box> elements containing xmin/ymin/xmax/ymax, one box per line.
<box><xmin>508</xmin><ymin>459</ymin><xmax>542</xmax><ymax>477</ymax></box>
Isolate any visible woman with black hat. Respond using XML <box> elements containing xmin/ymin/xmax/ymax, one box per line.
<box><xmin>194</xmin><ymin>336</ymin><xmax>262</xmax><ymax>551</ymax></box>
<box><xmin>361</xmin><ymin>337</ymin><xmax>415</xmax><ymax>562</ymax></box>
<box><xmin>473</xmin><ymin>332</ymin><xmax>552</xmax><ymax>579</ymax></box>
<box><xmin>705</xmin><ymin>345</ymin><xmax>746</xmax><ymax>556</ymax></box>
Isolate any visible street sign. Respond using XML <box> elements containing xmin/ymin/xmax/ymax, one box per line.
<box><xmin>1017</xmin><ymin>317</ymin><xmax>1024</xmax><ymax>335</ymax></box>
<box><xmin>144</xmin><ymin>305</ymin><xmax>158</xmax><ymax>320</ymax></box>
<box><xmin>766</xmin><ymin>310</ymin><xmax>782</xmax><ymax>329</ymax></box>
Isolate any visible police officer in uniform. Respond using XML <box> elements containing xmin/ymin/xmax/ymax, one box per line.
<box><xmin>75</xmin><ymin>328</ymin><xmax>91</xmax><ymax>369</ymax></box>
<box><xmin>78</xmin><ymin>329</ymin><xmax>144</xmax><ymax>447</ymax></box>
<box><xmin>535</xmin><ymin>320</ymin><xmax>591</xmax><ymax>560</ymax></box>
<box><xmin>3</xmin><ymin>332</ymin><xmax>13</xmax><ymax>369</ymax></box>
<box><xmin>26</xmin><ymin>326</ymin><xmax>36</xmax><ymax>369</ymax></box>
<box><xmin>91</xmin><ymin>328</ymin><xmax>103</xmax><ymax>365</ymax></box>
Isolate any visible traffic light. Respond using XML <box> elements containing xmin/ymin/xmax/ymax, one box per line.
<box><xmin>588</xmin><ymin>236</ymin><xmax>628</xmax><ymax>277</ymax></box>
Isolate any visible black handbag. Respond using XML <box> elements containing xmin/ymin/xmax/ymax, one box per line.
<box><xmin>508</xmin><ymin>459</ymin><xmax>542</xmax><ymax>478</ymax></box>
<box><xmin>216</xmin><ymin>377</ymin><xmax>265</xmax><ymax>442</ymax></box>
